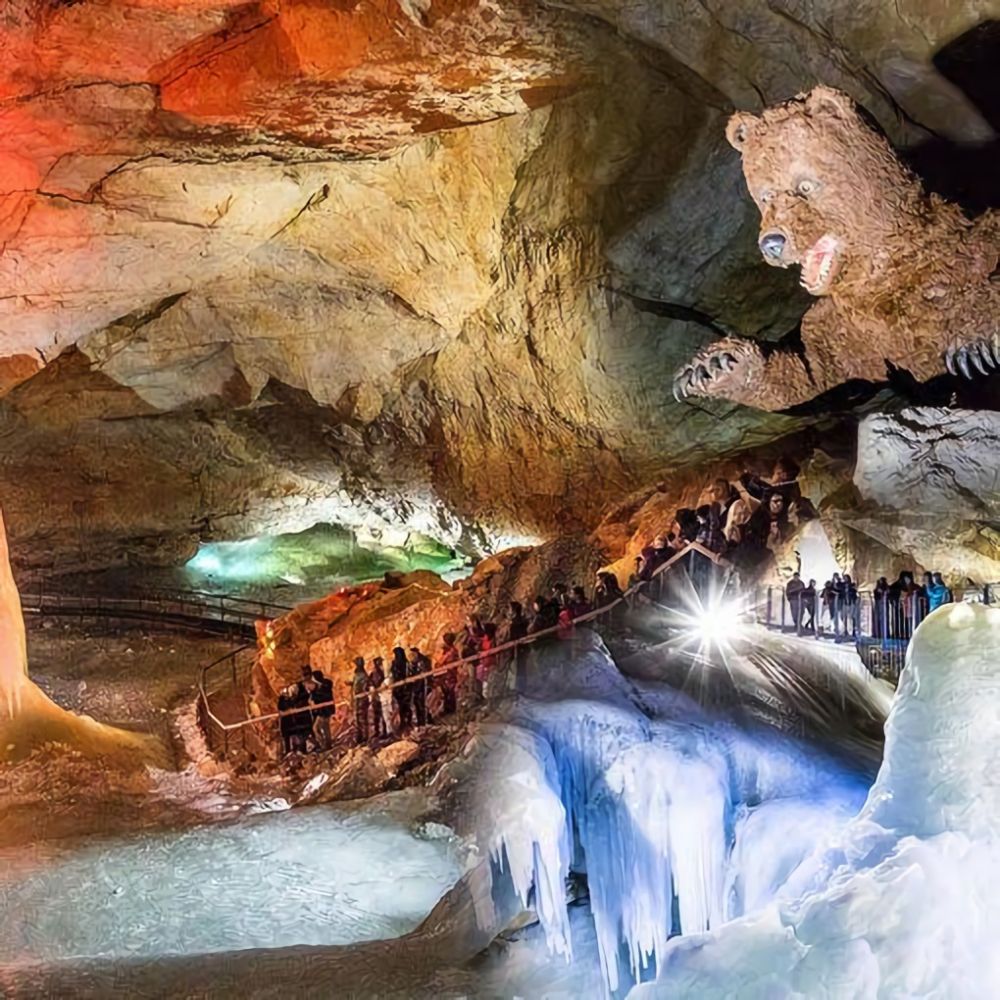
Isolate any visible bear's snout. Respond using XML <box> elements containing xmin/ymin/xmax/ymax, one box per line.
<box><xmin>759</xmin><ymin>231</ymin><xmax>787</xmax><ymax>263</ymax></box>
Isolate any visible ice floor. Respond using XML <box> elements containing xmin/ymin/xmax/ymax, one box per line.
<box><xmin>0</xmin><ymin>799</ymin><xmax>464</xmax><ymax>964</ymax></box>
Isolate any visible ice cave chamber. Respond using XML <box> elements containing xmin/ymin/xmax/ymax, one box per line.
<box><xmin>2</xmin><ymin>2</ymin><xmax>1000</xmax><ymax>998</ymax></box>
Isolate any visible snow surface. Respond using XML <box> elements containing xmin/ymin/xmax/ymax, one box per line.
<box><xmin>631</xmin><ymin>601</ymin><xmax>1000</xmax><ymax>999</ymax></box>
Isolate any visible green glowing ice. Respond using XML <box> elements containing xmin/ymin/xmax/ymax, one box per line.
<box><xmin>184</xmin><ymin>523</ymin><xmax>465</xmax><ymax>597</ymax></box>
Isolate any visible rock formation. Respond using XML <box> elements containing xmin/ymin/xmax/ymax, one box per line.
<box><xmin>674</xmin><ymin>86</ymin><xmax>1000</xmax><ymax>410</ymax></box>
<box><xmin>0</xmin><ymin>3</ymin><xmax>996</xmax><ymax>571</ymax></box>
<box><xmin>0</xmin><ymin>507</ymin><xmax>162</xmax><ymax>763</ymax></box>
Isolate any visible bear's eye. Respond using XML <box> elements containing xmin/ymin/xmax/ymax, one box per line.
<box><xmin>797</xmin><ymin>179</ymin><xmax>818</xmax><ymax>197</ymax></box>
<box><xmin>759</xmin><ymin>189</ymin><xmax>774</xmax><ymax>204</ymax></box>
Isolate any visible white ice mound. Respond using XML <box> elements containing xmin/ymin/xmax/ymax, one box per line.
<box><xmin>862</xmin><ymin>600</ymin><xmax>1000</xmax><ymax>839</ymax></box>
<box><xmin>632</xmin><ymin>602</ymin><xmax>1000</xmax><ymax>999</ymax></box>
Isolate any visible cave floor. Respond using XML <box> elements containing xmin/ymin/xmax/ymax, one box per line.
<box><xmin>1</xmin><ymin>623</ymin><xmax>246</xmax><ymax>849</ymax></box>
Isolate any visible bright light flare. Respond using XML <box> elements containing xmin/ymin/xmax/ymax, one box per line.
<box><xmin>689</xmin><ymin>600</ymin><xmax>747</xmax><ymax>649</ymax></box>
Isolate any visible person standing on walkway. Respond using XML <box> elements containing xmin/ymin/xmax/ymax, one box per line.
<box><xmin>476</xmin><ymin>624</ymin><xmax>498</xmax><ymax>701</ymax></box>
<box><xmin>369</xmin><ymin>656</ymin><xmax>387</xmax><ymax>739</ymax></box>
<box><xmin>352</xmin><ymin>657</ymin><xmax>369</xmax><ymax>745</ymax></box>
<box><xmin>873</xmin><ymin>577</ymin><xmax>890</xmax><ymax>638</ymax></box>
<box><xmin>391</xmin><ymin>646</ymin><xmax>412</xmax><ymax>731</ymax></box>
<box><xmin>801</xmin><ymin>579</ymin><xmax>817</xmax><ymax>632</ymax></box>
<box><xmin>926</xmin><ymin>572</ymin><xmax>951</xmax><ymax>612</ymax></box>
<box><xmin>438</xmin><ymin>632</ymin><xmax>460</xmax><ymax>715</ymax></box>
<box><xmin>499</xmin><ymin>601</ymin><xmax>529</xmax><ymax>695</ymax></box>
<box><xmin>308</xmin><ymin>667</ymin><xmax>335</xmax><ymax>752</ymax></box>
<box><xmin>843</xmin><ymin>574</ymin><xmax>859</xmax><ymax>636</ymax></box>
<box><xmin>379</xmin><ymin>673</ymin><xmax>397</xmax><ymax>738</ymax></box>
<box><xmin>785</xmin><ymin>571</ymin><xmax>805</xmax><ymax>633</ymax></box>
<box><xmin>408</xmin><ymin>647</ymin><xmax>429</xmax><ymax>726</ymax></box>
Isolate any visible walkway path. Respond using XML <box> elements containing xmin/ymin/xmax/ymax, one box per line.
<box><xmin>22</xmin><ymin>588</ymin><xmax>290</xmax><ymax>640</ymax></box>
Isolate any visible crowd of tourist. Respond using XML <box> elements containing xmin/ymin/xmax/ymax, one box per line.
<box><xmin>630</xmin><ymin>457</ymin><xmax>816</xmax><ymax>597</ymax></box>
<box><xmin>272</xmin><ymin>456</ymin><xmax>965</xmax><ymax>758</ymax></box>
<box><xmin>783</xmin><ymin>568</ymin><xmax>957</xmax><ymax>639</ymax></box>
<box><xmin>272</xmin><ymin>577</ymin><xmax>637</xmax><ymax>756</ymax></box>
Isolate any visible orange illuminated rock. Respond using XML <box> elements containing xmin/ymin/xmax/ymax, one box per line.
<box><xmin>0</xmin><ymin>508</ymin><xmax>164</xmax><ymax>765</ymax></box>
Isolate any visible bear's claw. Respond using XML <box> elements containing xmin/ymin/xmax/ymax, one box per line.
<box><xmin>672</xmin><ymin>341</ymin><xmax>756</xmax><ymax>402</ymax></box>
<box><xmin>945</xmin><ymin>337</ymin><xmax>999</xmax><ymax>379</ymax></box>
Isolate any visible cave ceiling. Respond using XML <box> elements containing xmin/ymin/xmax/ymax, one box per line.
<box><xmin>0</xmin><ymin>0</ymin><xmax>996</xmax><ymax>569</ymax></box>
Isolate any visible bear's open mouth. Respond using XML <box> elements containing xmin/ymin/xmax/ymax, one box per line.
<box><xmin>799</xmin><ymin>235</ymin><xmax>840</xmax><ymax>294</ymax></box>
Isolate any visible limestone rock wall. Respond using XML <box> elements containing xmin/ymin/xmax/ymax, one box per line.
<box><xmin>848</xmin><ymin>408</ymin><xmax>1000</xmax><ymax>582</ymax></box>
<box><xmin>0</xmin><ymin>1</ymin><xmax>996</xmax><ymax>570</ymax></box>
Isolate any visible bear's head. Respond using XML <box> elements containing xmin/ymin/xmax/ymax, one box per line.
<box><xmin>727</xmin><ymin>86</ymin><xmax>921</xmax><ymax>298</ymax></box>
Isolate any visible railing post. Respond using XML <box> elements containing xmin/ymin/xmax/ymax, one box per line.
<box><xmin>766</xmin><ymin>587</ymin><xmax>773</xmax><ymax>627</ymax></box>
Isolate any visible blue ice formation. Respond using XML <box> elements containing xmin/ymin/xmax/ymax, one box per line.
<box><xmin>483</xmin><ymin>632</ymin><xmax>868</xmax><ymax>994</ymax></box>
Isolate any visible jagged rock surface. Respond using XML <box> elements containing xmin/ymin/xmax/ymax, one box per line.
<box><xmin>0</xmin><ymin>1</ymin><xmax>995</xmax><ymax>567</ymax></box>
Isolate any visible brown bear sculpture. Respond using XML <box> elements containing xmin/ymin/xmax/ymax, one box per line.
<box><xmin>673</xmin><ymin>86</ymin><xmax>999</xmax><ymax>411</ymax></box>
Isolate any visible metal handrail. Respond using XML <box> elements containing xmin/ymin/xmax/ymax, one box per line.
<box><xmin>197</xmin><ymin>541</ymin><xmax>733</xmax><ymax>745</ymax></box>
<box><xmin>754</xmin><ymin>581</ymin><xmax>998</xmax><ymax>680</ymax></box>
<box><xmin>27</xmin><ymin>583</ymin><xmax>290</xmax><ymax>614</ymax></box>
<box><xmin>22</xmin><ymin>588</ymin><xmax>291</xmax><ymax>635</ymax></box>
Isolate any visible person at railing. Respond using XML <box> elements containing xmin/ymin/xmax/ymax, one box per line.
<box><xmin>369</xmin><ymin>656</ymin><xmax>387</xmax><ymax>739</ymax></box>
<box><xmin>557</xmin><ymin>606</ymin><xmax>574</xmax><ymax>640</ymax></box>
<box><xmin>639</xmin><ymin>535</ymin><xmax>672</xmax><ymax>580</ymax></box>
<box><xmin>888</xmin><ymin>571</ymin><xmax>922</xmax><ymax>639</ymax></box>
<box><xmin>568</xmin><ymin>585</ymin><xmax>593</xmax><ymax>620</ymax></box>
<box><xmin>926</xmin><ymin>572</ymin><xmax>952</xmax><ymax>612</ymax></box>
<box><xmin>829</xmin><ymin>573</ymin><xmax>847</xmax><ymax>635</ymax></box>
<box><xmin>639</xmin><ymin>534</ymin><xmax>674</xmax><ymax>602</ymax></box>
<box><xmin>438</xmin><ymin>632</ymin><xmax>460</xmax><ymax>715</ymax></box>
<box><xmin>407</xmin><ymin>647</ymin><xmax>430</xmax><ymax>725</ymax></box>
<box><xmin>378</xmin><ymin>672</ymin><xmax>398</xmax><ymax>737</ymax></box>
<box><xmin>872</xmin><ymin>577</ymin><xmax>890</xmax><ymax>639</ymax></box>
<box><xmin>352</xmin><ymin>658</ymin><xmax>370</xmax><ymax>745</ymax></box>
<box><xmin>308</xmin><ymin>668</ymin><xmax>335</xmax><ymax>752</ymax></box>
<box><xmin>279</xmin><ymin>682</ymin><xmax>312</xmax><ymax>755</ymax></box>
<box><xmin>550</xmin><ymin>582</ymin><xmax>570</xmax><ymax>610</ymax></box>
<box><xmin>476</xmin><ymin>624</ymin><xmax>498</xmax><ymax>701</ymax></box>
<box><xmin>390</xmin><ymin>647</ymin><xmax>413</xmax><ymax>731</ymax></box>
<box><xmin>501</xmin><ymin>602</ymin><xmax>530</xmax><ymax>646</ymax></box>
<box><xmin>594</xmin><ymin>571</ymin><xmax>623</xmax><ymax>608</ymax></box>
<box><xmin>818</xmin><ymin>579</ymin><xmax>834</xmax><ymax>632</ymax></box>
<box><xmin>458</xmin><ymin>614</ymin><xmax>485</xmax><ymax>700</ymax></box>
<box><xmin>702</xmin><ymin>477</ymin><xmax>739</xmax><ymax>524</ymax></box>
<box><xmin>801</xmin><ymin>578</ymin><xmax>817</xmax><ymax>632</ymax></box>
<box><xmin>673</xmin><ymin>508</ymin><xmax>699</xmax><ymax>546</ymax></box>
<box><xmin>695</xmin><ymin>504</ymin><xmax>726</xmax><ymax>555</ymax></box>
<box><xmin>499</xmin><ymin>602</ymin><xmax>529</xmax><ymax>691</ymax></box>
<box><xmin>529</xmin><ymin>596</ymin><xmax>558</xmax><ymax>634</ymax></box>
<box><xmin>842</xmin><ymin>574</ymin><xmax>860</xmax><ymax>636</ymax></box>
<box><xmin>626</xmin><ymin>556</ymin><xmax>644</xmax><ymax>599</ymax></box>
<box><xmin>739</xmin><ymin>457</ymin><xmax>802</xmax><ymax>510</ymax></box>
<box><xmin>785</xmin><ymin>571</ymin><xmax>805</xmax><ymax>632</ymax></box>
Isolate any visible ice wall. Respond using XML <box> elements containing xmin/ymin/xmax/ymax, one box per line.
<box><xmin>431</xmin><ymin>722</ymin><xmax>573</xmax><ymax>961</ymax></box>
<box><xmin>632</xmin><ymin>602</ymin><xmax>1000</xmax><ymax>999</ymax></box>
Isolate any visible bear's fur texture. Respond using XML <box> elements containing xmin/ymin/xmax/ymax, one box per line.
<box><xmin>674</xmin><ymin>86</ymin><xmax>1000</xmax><ymax>411</ymax></box>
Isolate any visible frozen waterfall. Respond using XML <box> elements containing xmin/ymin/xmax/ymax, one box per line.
<box><xmin>471</xmin><ymin>631</ymin><xmax>867</xmax><ymax>994</ymax></box>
